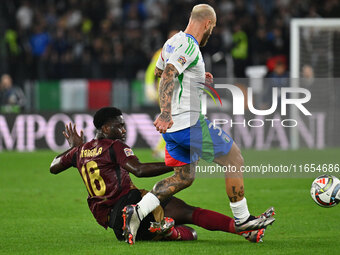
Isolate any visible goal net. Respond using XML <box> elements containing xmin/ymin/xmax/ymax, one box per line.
<box><xmin>290</xmin><ymin>19</ymin><xmax>340</xmax><ymax>149</ymax></box>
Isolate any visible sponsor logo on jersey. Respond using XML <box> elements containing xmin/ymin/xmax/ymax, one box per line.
<box><xmin>177</xmin><ymin>56</ymin><xmax>186</xmax><ymax>66</ymax></box>
<box><xmin>124</xmin><ymin>148</ymin><xmax>134</xmax><ymax>157</ymax></box>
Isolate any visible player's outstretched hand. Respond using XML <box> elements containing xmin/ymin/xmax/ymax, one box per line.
<box><xmin>154</xmin><ymin>111</ymin><xmax>173</xmax><ymax>134</ymax></box>
<box><xmin>63</xmin><ymin>123</ymin><xmax>84</xmax><ymax>147</ymax></box>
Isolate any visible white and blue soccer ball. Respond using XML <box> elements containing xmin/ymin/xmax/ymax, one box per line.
<box><xmin>310</xmin><ymin>175</ymin><xmax>340</xmax><ymax>208</ymax></box>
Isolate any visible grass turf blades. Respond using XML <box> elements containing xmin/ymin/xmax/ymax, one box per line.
<box><xmin>1</xmin><ymin>148</ymin><xmax>340</xmax><ymax>254</ymax></box>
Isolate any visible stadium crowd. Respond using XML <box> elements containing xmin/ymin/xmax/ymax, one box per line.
<box><xmin>1</xmin><ymin>0</ymin><xmax>340</xmax><ymax>85</ymax></box>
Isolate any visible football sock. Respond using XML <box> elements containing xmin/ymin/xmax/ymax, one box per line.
<box><xmin>136</xmin><ymin>192</ymin><xmax>160</xmax><ymax>220</ymax></box>
<box><xmin>192</xmin><ymin>208</ymin><xmax>236</xmax><ymax>234</ymax></box>
<box><xmin>166</xmin><ymin>226</ymin><xmax>196</xmax><ymax>241</ymax></box>
<box><xmin>230</xmin><ymin>197</ymin><xmax>251</xmax><ymax>225</ymax></box>
<box><xmin>165</xmin><ymin>226</ymin><xmax>180</xmax><ymax>240</ymax></box>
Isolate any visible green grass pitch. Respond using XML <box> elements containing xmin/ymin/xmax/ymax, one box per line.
<box><xmin>1</xmin><ymin>148</ymin><xmax>340</xmax><ymax>255</ymax></box>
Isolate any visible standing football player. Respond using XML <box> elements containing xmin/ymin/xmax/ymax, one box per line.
<box><xmin>123</xmin><ymin>4</ymin><xmax>275</xmax><ymax>244</ymax></box>
<box><xmin>50</xmin><ymin>107</ymin><xmax>273</xmax><ymax>244</ymax></box>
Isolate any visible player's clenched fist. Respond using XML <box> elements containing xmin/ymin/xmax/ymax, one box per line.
<box><xmin>154</xmin><ymin>111</ymin><xmax>173</xmax><ymax>134</ymax></box>
<box><xmin>205</xmin><ymin>72</ymin><xmax>213</xmax><ymax>84</ymax></box>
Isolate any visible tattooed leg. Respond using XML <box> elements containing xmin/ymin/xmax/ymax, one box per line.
<box><xmin>227</xmin><ymin>183</ymin><xmax>245</xmax><ymax>202</ymax></box>
<box><xmin>214</xmin><ymin>143</ymin><xmax>245</xmax><ymax>202</ymax></box>
<box><xmin>151</xmin><ymin>164</ymin><xmax>195</xmax><ymax>201</ymax></box>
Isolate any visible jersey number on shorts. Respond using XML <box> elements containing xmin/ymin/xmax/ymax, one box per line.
<box><xmin>80</xmin><ymin>161</ymin><xmax>106</xmax><ymax>197</ymax></box>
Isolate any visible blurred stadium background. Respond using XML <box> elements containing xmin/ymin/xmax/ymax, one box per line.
<box><xmin>1</xmin><ymin>0</ymin><xmax>340</xmax><ymax>254</ymax></box>
<box><xmin>1</xmin><ymin>0</ymin><xmax>340</xmax><ymax>151</ymax></box>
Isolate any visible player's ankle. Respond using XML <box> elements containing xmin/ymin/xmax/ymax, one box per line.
<box><xmin>230</xmin><ymin>197</ymin><xmax>250</xmax><ymax>225</ymax></box>
<box><xmin>136</xmin><ymin>192</ymin><xmax>160</xmax><ymax>219</ymax></box>
<box><xmin>236</xmin><ymin>215</ymin><xmax>256</xmax><ymax>226</ymax></box>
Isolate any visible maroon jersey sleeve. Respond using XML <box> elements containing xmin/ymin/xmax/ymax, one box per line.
<box><xmin>60</xmin><ymin>146</ymin><xmax>78</xmax><ymax>168</ymax></box>
<box><xmin>111</xmin><ymin>140</ymin><xmax>138</xmax><ymax>167</ymax></box>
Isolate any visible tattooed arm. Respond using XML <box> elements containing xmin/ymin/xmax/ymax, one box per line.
<box><xmin>154</xmin><ymin>66</ymin><xmax>163</xmax><ymax>78</ymax></box>
<box><xmin>153</xmin><ymin>64</ymin><xmax>178</xmax><ymax>134</ymax></box>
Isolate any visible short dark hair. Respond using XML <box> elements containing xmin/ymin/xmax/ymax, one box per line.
<box><xmin>93</xmin><ymin>107</ymin><xmax>122</xmax><ymax>129</ymax></box>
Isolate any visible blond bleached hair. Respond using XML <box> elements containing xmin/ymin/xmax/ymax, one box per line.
<box><xmin>190</xmin><ymin>4</ymin><xmax>216</xmax><ymax>21</ymax></box>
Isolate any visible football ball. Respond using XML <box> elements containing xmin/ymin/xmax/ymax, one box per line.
<box><xmin>310</xmin><ymin>175</ymin><xmax>340</xmax><ymax>207</ymax></box>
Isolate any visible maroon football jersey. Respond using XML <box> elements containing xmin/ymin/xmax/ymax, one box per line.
<box><xmin>60</xmin><ymin>139</ymin><xmax>138</xmax><ymax>228</ymax></box>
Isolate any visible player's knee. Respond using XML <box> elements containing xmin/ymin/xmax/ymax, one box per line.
<box><xmin>184</xmin><ymin>175</ymin><xmax>195</xmax><ymax>187</ymax></box>
<box><xmin>176</xmin><ymin>174</ymin><xmax>194</xmax><ymax>188</ymax></box>
<box><xmin>173</xmin><ymin>165</ymin><xmax>195</xmax><ymax>188</ymax></box>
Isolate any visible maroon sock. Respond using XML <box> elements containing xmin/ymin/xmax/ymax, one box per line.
<box><xmin>192</xmin><ymin>208</ymin><xmax>236</xmax><ymax>234</ymax></box>
<box><xmin>166</xmin><ymin>226</ymin><xmax>195</xmax><ymax>241</ymax></box>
